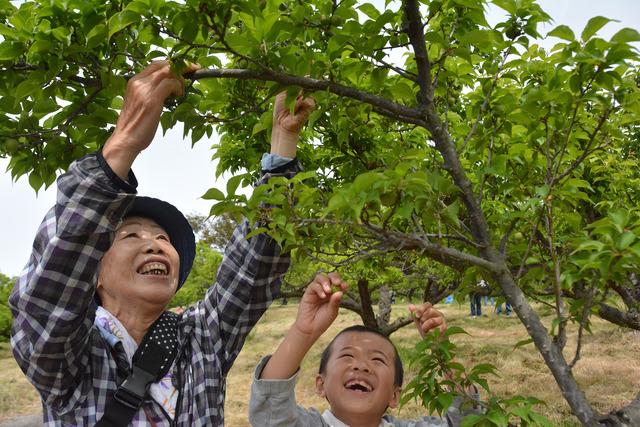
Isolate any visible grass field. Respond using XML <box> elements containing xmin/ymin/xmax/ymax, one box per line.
<box><xmin>1</xmin><ymin>301</ymin><xmax>638</xmax><ymax>426</ymax></box>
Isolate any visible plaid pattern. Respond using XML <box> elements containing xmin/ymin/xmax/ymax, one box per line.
<box><xmin>9</xmin><ymin>152</ymin><xmax>301</xmax><ymax>426</ymax></box>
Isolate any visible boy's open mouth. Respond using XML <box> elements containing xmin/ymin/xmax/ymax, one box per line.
<box><xmin>344</xmin><ymin>379</ymin><xmax>372</xmax><ymax>392</ymax></box>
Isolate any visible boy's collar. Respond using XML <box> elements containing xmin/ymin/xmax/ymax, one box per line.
<box><xmin>321</xmin><ymin>410</ymin><xmax>394</xmax><ymax>427</ymax></box>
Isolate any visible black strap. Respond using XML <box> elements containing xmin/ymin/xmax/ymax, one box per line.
<box><xmin>96</xmin><ymin>311</ymin><xmax>180</xmax><ymax>427</ymax></box>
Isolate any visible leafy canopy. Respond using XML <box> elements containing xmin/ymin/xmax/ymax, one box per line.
<box><xmin>2</xmin><ymin>0</ymin><xmax>640</xmax><ymax>424</ymax></box>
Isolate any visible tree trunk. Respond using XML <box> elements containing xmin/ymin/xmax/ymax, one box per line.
<box><xmin>378</xmin><ymin>285</ymin><xmax>392</xmax><ymax>330</ymax></box>
<box><xmin>487</xmin><ymin>251</ymin><xmax>600</xmax><ymax>426</ymax></box>
<box><xmin>598</xmin><ymin>391</ymin><xmax>640</xmax><ymax>426</ymax></box>
<box><xmin>598</xmin><ymin>303</ymin><xmax>640</xmax><ymax>331</ymax></box>
<box><xmin>357</xmin><ymin>278</ymin><xmax>378</xmax><ymax>330</ymax></box>
<box><xmin>421</xmin><ymin>88</ymin><xmax>602</xmax><ymax>426</ymax></box>
<box><xmin>421</xmin><ymin>275</ymin><xmax>458</xmax><ymax>304</ymax></box>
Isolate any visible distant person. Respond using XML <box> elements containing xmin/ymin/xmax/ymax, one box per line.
<box><xmin>496</xmin><ymin>301</ymin><xmax>512</xmax><ymax>316</ymax></box>
<box><xmin>9</xmin><ymin>61</ymin><xmax>315</xmax><ymax>426</ymax></box>
<box><xmin>470</xmin><ymin>280</ymin><xmax>489</xmax><ymax>317</ymax></box>
<box><xmin>249</xmin><ymin>273</ymin><xmax>479</xmax><ymax>426</ymax></box>
<box><xmin>469</xmin><ymin>292</ymin><xmax>482</xmax><ymax>317</ymax></box>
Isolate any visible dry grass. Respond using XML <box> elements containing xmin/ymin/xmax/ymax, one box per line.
<box><xmin>0</xmin><ymin>344</ymin><xmax>42</xmax><ymax>420</ymax></box>
<box><xmin>1</xmin><ymin>302</ymin><xmax>638</xmax><ymax>426</ymax></box>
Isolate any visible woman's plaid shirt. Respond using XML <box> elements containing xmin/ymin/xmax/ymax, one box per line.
<box><xmin>9</xmin><ymin>152</ymin><xmax>300</xmax><ymax>426</ymax></box>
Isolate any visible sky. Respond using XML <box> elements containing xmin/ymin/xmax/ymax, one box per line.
<box><xmin>1</xmin><ymin>0</ymin><xmax>639</xmax><ymax>277</ymax></box>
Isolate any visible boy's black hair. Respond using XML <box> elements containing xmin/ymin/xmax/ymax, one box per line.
<box><xmin>318</xmin><ymin>325</ymin><xmax>404</xmax><ymax>387</ymax></box>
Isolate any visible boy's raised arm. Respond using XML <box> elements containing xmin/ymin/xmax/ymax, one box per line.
<box><xmin>260</xmin><ymin>272</ymin><xmax>349</xmax><ymax>380</ymax></box>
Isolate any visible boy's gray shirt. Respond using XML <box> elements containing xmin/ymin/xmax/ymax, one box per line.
<box><xmin>249</xmin><ymin>356</ymin><xmax>470</xmax><ymax>427</ymax></box>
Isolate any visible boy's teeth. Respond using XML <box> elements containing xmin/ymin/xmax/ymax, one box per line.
<box><xmin>345</xmin><ymin>379</ymin><xmax>372</xmax><ymax>392</ymax></box>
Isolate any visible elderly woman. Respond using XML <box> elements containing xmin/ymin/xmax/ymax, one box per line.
<box><xmin>9</xmin><ymin>62</ymin><xmax>314</xmax><ymax>426</ymax></box>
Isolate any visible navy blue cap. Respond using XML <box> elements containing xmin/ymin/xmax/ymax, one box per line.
<box><xmin>126</xmin><ymin>196</ymin><xmax>196</xmax><ymax>289</ymax></box>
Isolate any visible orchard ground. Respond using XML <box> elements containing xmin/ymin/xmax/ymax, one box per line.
<box><xmin>0</xmin><ymin>301</ymin><xmax>637</xmax><ymax>426</ymax></box>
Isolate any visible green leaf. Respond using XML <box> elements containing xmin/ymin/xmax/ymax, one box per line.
<box><xmin>225</xmin><ymin>32</ymin><xmax>258</xmax><ymax>55</ymax></box>
<box><xmin>252</xmin><ymin>121</ymin><xmax>266</xmax><ymax>136</ymax></box>
<box><xmin>471</xmin><ymin>363</ymin><xmax>498</xmax><ymax>376</ymax></box>
<box><xmin>358</xmin><ymin>3</ymin><xmax>380</xmax><ymax>20</ymax></box>
<box><xmin>391</xmin><ymin>81</ymin><xmax>415</xmax><ymax>103</ymax></box>
<box><xmin>573</xmin><ymin>240</ymin><xmax>605</xmax><ymax>253</ymax></box>
<box><xmin>201</xmin><ymin>187</ymin><xmax>225</xmax><ymax>200</ymax></box>
<box><xmin>514</xmin><ymin>338</ymin><xmax>534</xmax><ymax>349</ymax></box>
<box><xmin>529</xmin><ymin>412</ymin><xmax>554</xmax><ymax>427</ymax></box>
<box><xmin>444</xmin><ymin>326</ymin><xmax>469</xmax><ymax>338</ymax></box>
<box><xmin>581</xmin><ymin>16</ymin><xmax>615</xmax><ymax>41</ymax></box>
<box><xmin>599</xmin><ymin>254</ymin><xmax>612</xmax><ymax>276</ymax></box>
<box><xmin>108</xmin><ymin>10</ymin><xmax>140</xmax><ymax>39</ymax></box>
<box><xmin>611</xmin><ymin>27</ymin><xmax>640</xmax><ymax>43</ymax></box>
<box><xmin>0</xmin><ymin>41</ymin><xmax>23</xmax><ymax>60</ymax></box>
<box><xmin>125</xmin><ymin>0</ymin><xmax>150</xmax><ymax>14</ymax></box>
<box><xmin>486</xmin><ymin>409</ymin><xmax>509</xmax><ymax>426</ymax></box>
<box><xmin>51</xmin><ymin>26</ymin><xmax>72</xmax><ymax>45</ymax></box>
<box><xmin>442</xmin><ymin>202</ymin><xmax>460</xmax><ymax>227</ymax></box>
<box><xmin>547</xmin><ymin>25</ymin><xmax>575</xmax><ymax>42</ymax></box>
<box><xmin>28</xmin><ymin>38</ymin><xmax>52</xmax><ymax>54</ymax></box>
<box><xmin>15</xmin><ymin>78</ymin><xmax>41</xmax><ymax>100</ymax></box>
<box><xmin>460</xmin><ymin>414</ymin><xmax>484</xmax><ymax>427</ymax></box>
<box><xmin>616</xmin><ymin>231</ymin><xmax>635</xmax><ymax>250</ymax></box>
<box><xmin>492</xmin><ymin>0</ymin><xmax>517</xmax><ymax>15</ymax></box>
<box><xmin>569</xmin><ymin>74</ymin><xmax>581</xmax><ymax>93</ymax></box>
<box><xmin>86</xmin><ymin>24</ymin><xmax>107</xmax><ymax>49</ymax></box>
<box><xmin>436</xmin><ymin>393</ymin><xmax>454</xmax><ymax>412</ymax></box>
<box><xmin>610</xmin><ymin>209</ymin><xmax>629</xmax><ymax>229</ymax></box>
<box><xmin>0</xmin><ymin>23</ymin><xmax>17</xmax><ymax>40</ymax></box>
<box><xmin>226</xmin><ymin>174</ymin><xmax>245</xmax><ymax>197</ymax></box>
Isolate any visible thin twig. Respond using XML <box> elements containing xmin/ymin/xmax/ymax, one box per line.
<box><xmin>569</xmin><ymin>284</ymin><xmax>597</xmax><ymax>369</ymax></box>
<box><xmin>516</xmin><ymin>208</ymin><xmax>544</xmax><ymax>279</ymax></box>
<box><xmin>543</xmin><ymin>203</ymin><xmax>567</xmax><ymax>351</ymax></box>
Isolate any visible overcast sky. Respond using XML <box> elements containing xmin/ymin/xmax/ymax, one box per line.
<box><xmin>1</xmin><ymin>1</ymin><xmax>639</xmax><ymax>277</ymax></box>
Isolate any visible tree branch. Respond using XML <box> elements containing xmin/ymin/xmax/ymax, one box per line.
<box><xmin>516</xmin><ymin>208</ymin><xmax>544</xmax><ymax>279</ymax></box>
<box><xmin>609</xmin><ymin>281</ymin><xmax>638</xmax><ymax>310</ymax></box>
<box><xmin>361</xmin><ymin>223</ymin><xmax>503</xmax><ymax>273</ymax></box>
<box><xmin>499</xmin><ymin>218</ymin><xmax>519</xmax><ymax>256</ymax></box>
<box><xmin>597</xmin><ymin>303</ymin><xmax>640</xmax><ymax>330</ymax></box>
<box><xmin>339</xmin><ymin>297</ymin><xmax>363</xmax><ymax>317</ymax></box>
<box><xmin>569</xmin><ymin>285</ymin><xmax>596</xmax><ymax>369</ymax></box>
<box><xmin>552</xmin><ymin>108</ymin><xmax>611</xmax><ymax>185</ymax></box>
<box><xmin>403</xmin><ymin>0</ymin><xmax>433</xmax><ymax>105</ymax></box>
<box><xmin>382</xmin><ymin>317</ymin><xmax>414</xmax><ymax>336</ymax></box>
<box><xmin>543</xmin><ymin>203</ymin><xmax>568</xmax><ymax>351</ymax></box>
<box><xmin>188</xmin><ymin>68</ymin><xmax>427</xmax><ymax>126</ymax></box>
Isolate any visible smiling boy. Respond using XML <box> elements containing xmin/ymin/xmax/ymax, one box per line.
<box><xmin>249</xmin><ymin>272</ymin><xmax>474</xmax><ymax>427</ymax></box>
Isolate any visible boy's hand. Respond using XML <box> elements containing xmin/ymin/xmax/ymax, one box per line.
<box><xmin>260</xmin><ymin>272</ymin><xmax>347</xmax><ymax>380</ymax></box>
<box><xmin>409</xmin><ymin>303</ymin><xmax>447</xmax><ymax>339</ymax></box>
<box><xmin>294</xmin><ymin>272</ymin><xmax>348</xmax><ymax>341</ymax></box>
<box><xmin>270</xmin><ymin>91</ymin><xmax>315</xmax><ymax>158</ymax></box>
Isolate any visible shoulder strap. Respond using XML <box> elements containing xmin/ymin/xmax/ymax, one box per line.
<box><xmin>96</xmin><ymin>311</ymin><xmax>180</xmax><ymax>427</ymax></box>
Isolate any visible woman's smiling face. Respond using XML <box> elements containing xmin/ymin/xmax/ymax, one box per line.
<box><xmin>97</xmin><ymin>216</ymin><xmax>180</xmax><ymax>310</ymax></box>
